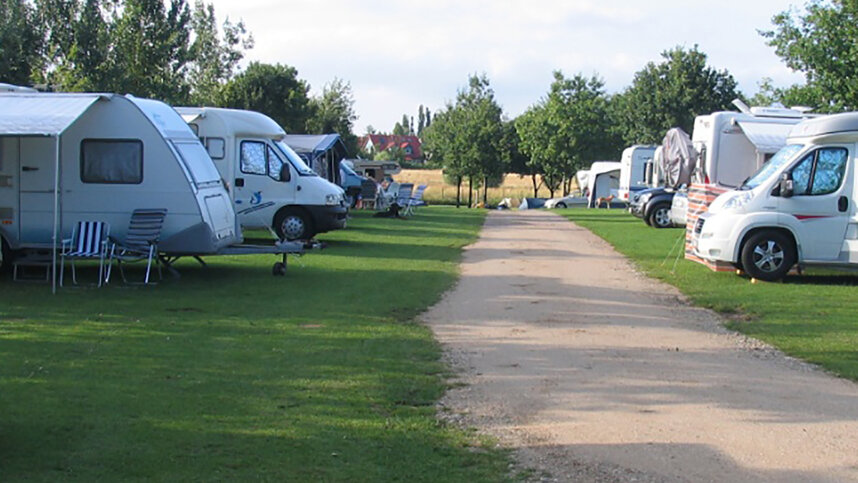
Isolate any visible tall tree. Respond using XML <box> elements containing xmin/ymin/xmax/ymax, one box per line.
<box><xmin>41</xmin><ymin>0</ymin><xmax>113</xmax><ymax>91</ymax></box>
<box><xmin>611</xmin><ymin>46</ymin><xmax>739</xmax><ymax>144</ymax></box>
<box><xmin>417</xmin><ymin>105</ymin><xmax>426</xmax><ymax>136</ymax></box>
<box><xmin>0</xmin><ymin>0</ymin><xmax>45</xmax><ymax>85</ymax></box>
<box><xmin>218</xmin><ymin>62</ymin><xmax>312</xmax><ymax>133</ymax></box>
<box><xmin>761</xmin><ymin>0</ymin><xmax>858</xmax><ymax>111</ymax></box>
<box><xmin>187</xmin><ymin>0</ymin><xmax>253</xmax><ymax>105</ymax></box>
<box><xmin>306</xmin><ymin>77</ymin><xmax>358</xmax><ymax>154</ymax></box>
<box><xmin>423</xmin><ymin>74</ymin><xmax>505</xmax><ymax>206</ymax></box>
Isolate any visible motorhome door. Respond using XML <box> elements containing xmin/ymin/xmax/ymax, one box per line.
<box><xmin>234</xmin><ymin>139</ymin><xmax>296</xmax><ymax>227</ymax></box>
<box><xmin>778</xmin><ymin>145</ymin><xmax>852</xmax><ymax>260</ymax></box>
<box><xmin>18</xmin><ymin>137</ymin><xmax>57</xmax><ymax>244</ymax></box>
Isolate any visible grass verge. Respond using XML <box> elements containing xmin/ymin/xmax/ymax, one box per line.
<box><xmin>560</xmin><ymin>207</ymin><xmax>858</xmax><ymax>381</ymax></box>
<box><xmin>0</xmin><ymin>206</ymin><xmax>513</xmax><ymax>482</ymax></box>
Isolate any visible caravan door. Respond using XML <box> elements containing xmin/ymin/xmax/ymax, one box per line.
<box><xmin>18</xmin><ymin>137</ymin><xmax>57</xmax><ymax>244</ymax></box>
<box><xmin>778</xmin><ymin>145</ymin><xmax>853</xmax><ymax>260</ymax></box>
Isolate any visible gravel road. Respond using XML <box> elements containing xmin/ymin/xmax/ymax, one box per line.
<box><xmin>422</xmin><ymin>209</ymin><xmax>858</xmax><ymax>482</ymax></box>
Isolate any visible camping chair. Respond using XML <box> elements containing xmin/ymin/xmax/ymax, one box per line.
<box><xmin>402</xmin><ymin>185</ymin><xmax>427</xmax><ymax>216</ymax></box>
<box><xmin>395</xmin><ymin>183</ymin><xmax>414</xmax><ymax>208</ymax></box>
<box><xmin>60</xmin><ymin>220</ymin><xmax>111</xmax><ymax>287</ymax></box>
<box><xmin>107</xmin><ymin>209</ymin><xmax>167</xmax><ymax>285</ymax></box>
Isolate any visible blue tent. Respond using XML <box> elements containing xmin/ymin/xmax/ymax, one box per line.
<box><xmin>283</xmin><ymin>134</ymin><xmax>349</xmax><ymax>184</ymax></box>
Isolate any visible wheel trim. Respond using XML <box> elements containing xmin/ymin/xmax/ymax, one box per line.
<box><xmin>654</xmin><ymin>208</ymin><xmax>670</xmax><ymax>226</ymax></box>
<box><xmin>281</xmin><ymin>216</ymin><xmax>305</xmax><ymax>239</ymax></box>
<box><xmin>752</xmin><ymin>241</ymin><xmax>785</xmax><ymax>272</ymax></box>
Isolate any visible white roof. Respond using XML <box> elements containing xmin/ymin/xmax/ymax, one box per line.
<box><xmin>0</xmin><ymin>94</ymin><xmax>103</xmax><ymax>136</ymax></box>
<box><xmin>588</xmin><ymin>161</ymin><xmax>621</xmax><ymax>176</ymax></box>
<box><xmin>736</xmin><ymin>121</ymin><xmax>794</xmax><ymax>154</ymax></box>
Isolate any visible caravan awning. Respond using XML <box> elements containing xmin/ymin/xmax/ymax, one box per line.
<box><xmin>736</xmin><ymin>121</ymin><xmax>794</xmax><ymax>154</ymax></box>
<box><xmin>0</xmin><ymin>94</ymin><xmax>103</xmax><ymax>136</ymax></box>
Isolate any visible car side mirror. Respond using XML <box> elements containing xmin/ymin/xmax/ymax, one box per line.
<box><xmin>279</xmin><ymin>165</ymin><xmax>291</xmax><ymax>182</ymax></box>
<box><xmin>778</xmin><ymin>173</ymin><xmax>794</xmax><ymax>198</ymax></box>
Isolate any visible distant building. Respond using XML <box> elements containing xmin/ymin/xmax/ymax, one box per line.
<box><xmin>360</xmin><ymin>134</ymin><xmax>424</xmax><ymax>162</ymax></box>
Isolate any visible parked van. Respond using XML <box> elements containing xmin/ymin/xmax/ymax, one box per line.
<box><xmin>680</xmin><ymin>102</ymin><xmax>812</xmax><ymax>266</ymax></box>
<box><xmin>0</xmin><ymin>93</ymin><xmax>238</xmax><ymax>272</ymax></box>
<box><xmin>177</xmin><ymin>107</ymin><xmax>348</xmax><ymax>241</ymax></box>
<box><xmin>618</xmin><ymin>145</ymin><xmax>657</xmax><ymax>202</ymax></box>
<box><xmin>693</xmin><ymin>112</ymin><xmax>858</xmax><ymax>281</ymax></box>
<box><xmin>586</xmin><ymin>161</ymin><xmax>621</xmax><ymax>208</ymax></box>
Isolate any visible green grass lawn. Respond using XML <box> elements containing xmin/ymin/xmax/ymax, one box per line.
<box><xmin>560</xmin><ymin>207</ymin><xmax>858</xmax><ymax>380</ymax></box>
<box><xmin>0</xmin><ymin>206</ymin><xmax>513</xmax><ymax>482</ymax></box>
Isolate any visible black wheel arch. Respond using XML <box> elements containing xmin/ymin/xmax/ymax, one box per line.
<box><xmin>737</xmin><ymin>226</ymin><xmax>799</xmax><ymax>265</ymax></box>
<box><xmin>273</xmin><ymin>206</ymin><xmax>315</xmax><ymax>240</ymax></box>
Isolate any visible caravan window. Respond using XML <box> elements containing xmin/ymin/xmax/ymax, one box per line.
<box><xmin>81</xmin><ymin>139</ymin><xmax>143</xmax><ymax>184</ymax></box>
<box><xmin>205</xmin><ymin>138</ymin><xmax>225</xmax><ymax>160</ymax></box>
<box><xmin>173</xmin><ymin>141</ymin><xmax>221</xmax><ymax>186</ymax></box>
<box><xmin>240</xmin><ymin>141</ymin><xmax>267</xmax><ymax>175</ymax></box>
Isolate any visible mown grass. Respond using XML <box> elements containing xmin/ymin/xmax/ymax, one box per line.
<box><xmin>559</xmin><ymin>207</ymin><xmax>858</xmax><ymax>380</ymax></box>
<box><xmin>0</xmin><ymin>206</ymin><xmax>514</xmax><ymax>482</ymax></box>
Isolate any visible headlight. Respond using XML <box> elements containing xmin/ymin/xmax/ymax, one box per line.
<box><xmin>325</xmin><ymin>194</ymin><xmax>338</xmax><ymax>206</ymax></box>
<box><xmin>721</xmin><ymin>192</ymin><xmax>753</xmax><ymax>211</ymax></box>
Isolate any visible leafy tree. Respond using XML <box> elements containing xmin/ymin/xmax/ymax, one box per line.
<box><xmin>187</xmin><ymin>0</ymin><xmax>253</xmax><ymax>105</ymax></box>
<box><xmin>611</xmin><ymin>46</ymin><xmax>739</xmax><ymax>144</ymax></box>
<box><xmin>761</xmin><ymin>1</ymin><xmax>858</xmax><ymax>111</ymax></box>
<box><xmin>423</xmin><ymin>74</ymin><xmax>505</xmax><ymax>207</ymax></box>
<box><xmin>515</xmin><ymin>104</ymin><xmax>552</xmax><ymax>197</ymax></box>
<box><xmin>40</xmin><ymin>0</ymin><xmax>113</xmax><ymax>91</ymax></box>
<box><xmin>218</xmin><ymin>62</ymin><xmax>312</xmax><ymax>133</ymax></box>
<box><xmin>417</xmin><ymin>105</ymin><xmax>426</xmax><ymax>136</ymax></box>
<box><xmin>0</xmin><ymin>0</ymin><xmax>45</xmax><ymax>85</ymax></box>
<box><xmin>110</xmin><ymin>0</ymin><xmax>193</xmax><ymax>103</ymax></box>
<box><xmin>306</xmin><ymin>77</ymin><xmax>358</xmax><ymax>154</ymax></box>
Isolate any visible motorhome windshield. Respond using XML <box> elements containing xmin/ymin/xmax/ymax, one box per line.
<box><xmin>274</xmin><ymin>140</ymin><xmax>317</xmax><ymax>176</ymax></box>
<box><xmin>741</xmin><ymin>144</ymin><xmax>803</xmax><ymax>190</ymax></box>
<box><xmin>173</xmin><ymin>141</ymin><xmax>223</xmax><ymax>187</ymax></box>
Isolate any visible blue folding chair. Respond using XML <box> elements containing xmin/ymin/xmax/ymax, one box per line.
<box><xmin>60</xmin><ymin>221</ymin><xmax>111</xmax><ymax>287</ymax></box>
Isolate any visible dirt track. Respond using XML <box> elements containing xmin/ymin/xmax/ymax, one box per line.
<box><xmin>422</xmin><ymin>210</ymin><xmax>858</xmax><ymax>482</ymax></box>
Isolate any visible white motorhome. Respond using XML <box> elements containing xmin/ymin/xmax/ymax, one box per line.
<box><xmin>0</xmin><ymin>93</ymin><xmax>238</xmax><ymax>274</ymax></box>
<box><xmin>693</xmin><ymin>112</ymin><xmax>857</xmax><ymax>281</ymax></box>
<box><xmin>618</xmin><ymin>145</ymin><xmax>657</xmax><ymax>202</ymax></box>
<box><xmin>586</xmin><ymin>161</ymin><xmax>621</xmax><ymax>208</ymax></box>
<box><xmin>177</xmin><ymin>107</ymin><xmax>348</xmax><ymax>241</ymax></box>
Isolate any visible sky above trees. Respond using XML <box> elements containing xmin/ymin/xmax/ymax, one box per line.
<box><xmin>210</xmin><ymin>0</ymin><xmax>805</xmax><ymax>132</ymax></box>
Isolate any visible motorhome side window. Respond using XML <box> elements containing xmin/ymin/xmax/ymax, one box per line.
<box><xmin>790</xmin><ymin>148</ymin><xmax>848</xmax><ymax>196</ymax></box>
<box><xmin>80</xmin><ymin>139</ymin><xmax>143</xmax><ymax>184</ymax></box>
<box><xmin>240</xmin><ymin>141</ymin><xmax>267</xmax><ymax>175</ymax></box>
<box><xmin>205</xmin><ymin>138</ymin><xmax>225</xmax><ymax>159</ymax></box>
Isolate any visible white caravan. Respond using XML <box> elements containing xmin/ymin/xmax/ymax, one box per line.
<box><xmin>618</xmin><ymin>145</ymin><xmax>657</xmax><ymax>202</ymax></box>
<box><xmin>0</xmin><ymin>93</ymin><xmax>238</xmax><ymax>280</ymax></box>
<box><xmin>693</xmin><ymin>112</ymin><xmax>858</xmax><ymax>281</ymax></box>
<box><xmin>586</xmin><ymin>161</ymin><xmax>621</xmax><ymax>208</ymax></box>
<box><xmin>177</xmin><ymin>107</ymin><xmax>348</xmax><ymax>241</ymax></box>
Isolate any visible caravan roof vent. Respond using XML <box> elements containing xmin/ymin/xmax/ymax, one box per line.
<box><xmin>749</xmin><ymin>106</ymin><xmax>805</xmax><ymax>119</ymax></box>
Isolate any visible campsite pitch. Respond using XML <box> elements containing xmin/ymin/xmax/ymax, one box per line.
<box><xmin>423</xmin><ymin>209</ymin><xmax>858</xmax><ymax>482</ymax></box>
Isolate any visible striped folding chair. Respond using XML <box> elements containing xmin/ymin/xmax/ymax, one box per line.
<box><xmin>107</xmin><ymin>209</ymin><xmax>167</xmax><ymax>285</ymax></box>
<box><xmin>403</xmin><ymin>185</ymin><xmax>427</xmax><ymax>216</ymax></box>
<box><xmin>60</xmin><ymin>220</ymin><xmax>111</xmax><ymax>287</ymax></box>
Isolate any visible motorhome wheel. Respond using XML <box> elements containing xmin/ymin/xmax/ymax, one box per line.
<box><xmin>740</xmin><ymin>231</ymin><xmax>796</xmax><ymax>282</ymax></box>
<box><xmin>648</xmin><ymin>203</ymin><xmax>672</xmax><ymax>228</ymax></box>
<box><xmin>274</xmin><ymin>208</ymin><xmax>314</xmax><ymax>241</ymax></box>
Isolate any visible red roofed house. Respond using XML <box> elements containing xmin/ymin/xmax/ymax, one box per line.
<box><xmin>360</xmin><ymin>134</ymin><xmax>424</xmax><ymax>162</ymax></box>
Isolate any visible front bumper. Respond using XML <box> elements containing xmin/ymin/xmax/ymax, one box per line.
<box><xmin>692</xmin><ymin>212</ymin><xmax>741</xmax><ymax>264</ymax></box>
<box><xmin>307</xmin><ymin>204</ymin><xmax>349</xmax><ymax>234</ymax></box>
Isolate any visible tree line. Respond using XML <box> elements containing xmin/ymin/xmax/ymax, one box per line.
<box><xmin>2</xmin><ymin>1</ymin><xmax>856</xmax><ymax>205</ymax></box>
<box><xmin>0</xmin><ymin>0</ymin><xmax>360</xmax><ymax>153</ymax></box>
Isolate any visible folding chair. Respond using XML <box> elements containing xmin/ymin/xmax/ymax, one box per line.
<box><xmin>395</xmin><ymin>183</ymin><xmax>414</xmax><ymax>208</ymax></box>
<box><xmin>107</xmin><ymin>209</ymin><xmax>167</xmax><ymax>285</ymax></box>
<box><xmin>60</xmin><ymin>221</ymin><xmax>111</xmax><ymax>287</ymax></box>
<box><xmin>403</xmin><ymin>185</ymin><xmax>427</xmax><ymax>216</ymax></box>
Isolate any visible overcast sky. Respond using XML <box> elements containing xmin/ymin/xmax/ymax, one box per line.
<box><xmin>210</xmin><ymin>0</ymin><xmax>805</xmax><ymax>134</ymax></box>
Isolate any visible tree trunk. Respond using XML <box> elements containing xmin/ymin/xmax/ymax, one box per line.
<box><xmin>483</xmin><ymin>176</ymin><xmax>488</xmax><ymax>205</ymax></box>
<box><xmin>531</xmin><ymin>173</ymin><xmax>539</xmax><ymax>197</ymax></box>
<box><xmin>456</xmin><ymin>176</ymin><xmax>462</xmax><ymax>208</ymax></box>
<box><xmin>467</xmin><ymin>178</ymin><xmax>473</xmax><ymax>208</ymax></box>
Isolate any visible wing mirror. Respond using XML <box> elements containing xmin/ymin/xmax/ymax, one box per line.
<box><xmin>279</xmin><ymin>165</ymin><xmax>291</xmax><ymax>182</ymax></box>
<box><xmin>778</xmin><ymin>173</ymin><xmax>794</xmax><ymax>198</ymax></box>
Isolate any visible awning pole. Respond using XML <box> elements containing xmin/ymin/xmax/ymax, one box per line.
<box><xmin>51</xmin><ymin>134</ymin><xmax>60</xmax><ymax>293</ymax></box>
